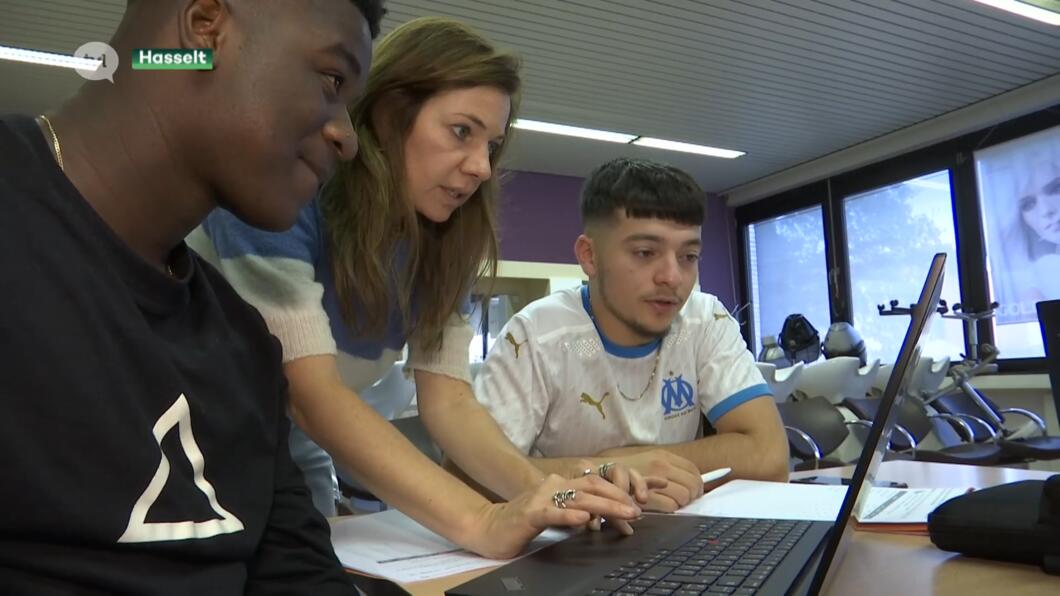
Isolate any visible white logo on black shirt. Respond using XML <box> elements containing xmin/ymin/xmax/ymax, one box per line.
<box><xmin>118</xmin><ymin>394</ymin><xmax>244</xmax><ymax>543</ymax></box>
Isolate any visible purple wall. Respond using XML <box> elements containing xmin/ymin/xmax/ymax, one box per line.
<box><xmin>498</xmin><ymin>170</ymin><xmax>738</xmax><ymax>308</ymax></box>
<box><xmin>497</xmin><ymin>171</ymin><xmax>584</xmax><ymax>265</ymax></box>
<box><xmin>701</xmin><ymin>191</ymin><xmax>739</xmax><ymax>309</ymax></box>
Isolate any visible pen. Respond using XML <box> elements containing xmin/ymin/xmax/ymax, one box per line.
<box><xmin>701</xmin><ymin>467</ymin><xmax>732</xmax><ymax>484</ymax></box>
<box><xmin>790</xmin><ymin>476</ymin><xmax>909</xmax><ymax>489</ymax></box>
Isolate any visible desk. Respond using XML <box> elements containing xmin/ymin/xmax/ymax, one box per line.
<box><xmin>399</xmin><ymin>461</ymin><xmax>1059</xmax><ymax>595</ymax></box>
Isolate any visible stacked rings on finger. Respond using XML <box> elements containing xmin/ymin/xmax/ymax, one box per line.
<box><xmin>552</xmin><ymin>488</ymin><xmax>577</xmax><ymax>508</ymax></box>
<box><xmin>598</xmin><ymin>462</ymin><xmax>615</xmax><ymax>480</ymax></box>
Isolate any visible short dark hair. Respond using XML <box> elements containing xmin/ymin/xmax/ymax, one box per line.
<box><xmin>350</xmin><ymin>0</ymin><xmax>387</xmax><ymax>39</ymax></box>
<box><xmin>580</xmin><ymin>157</ymin><xmax>705</xmax><ymax>227</ymax></box>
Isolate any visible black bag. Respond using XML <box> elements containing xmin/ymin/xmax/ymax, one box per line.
<box><xmin>778</xmin><ymin>314</ymin><xmax>820</xmax><ymax>364</ymax></box>
<box><xmin>927</xmin><ymin>475</ymin><xmax>1060</xmax><ymax>574</ymax></box>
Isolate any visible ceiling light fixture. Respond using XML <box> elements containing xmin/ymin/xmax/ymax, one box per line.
<box><xmin>514</xmin><ymin>118</ymin><xmax>746</xmax><ymax>159</ymax></box>
<box><xmin>512</xmin><ymin>119</ymin><xmax>637</xmax><ymax>144</ymax></box>
<box><xmin>631</xmin><ymin>137</ymin><xmax>746</xmax><ymax>159</ymax></box>
<box><xmin>0</xmin><ymin>45</ymin><xmax>102</xmax><ymax>71</ymax></box>
<box><xmin>971</xmin><ymin>0</ymin><xmax>1060</xmax><ymax>25</ymax></box>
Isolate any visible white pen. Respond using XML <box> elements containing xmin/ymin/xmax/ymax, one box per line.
<box><xmin>701</xmin><ymin>467</ymin><xmax>732</xmax><ymax>484</ymax></box>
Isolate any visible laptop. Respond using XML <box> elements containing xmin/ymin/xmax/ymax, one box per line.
<box><xmin>449</xmin><ymin>253</ymin><xmax>948</xmax><ymax>596</ymax></box>
<box><xmin>1037</xmin><ymin>299</ymin><xmax>1060</xmax><ymax>423</ymax></box>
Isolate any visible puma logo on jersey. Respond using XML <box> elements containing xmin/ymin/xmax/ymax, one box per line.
<box><xmin>580</xmin><ymin>392</ymin><xmax>609</xmax><ymax>420</ymax></box>
<box><xmin>505</xmin><ymin>332</ymin><xmax>528</xmax><ymax>358</ymax></box>
<box><xmin>712</xmin><ymin>304</ymin><xmax>736</xmax><ymax>321</ymax></box>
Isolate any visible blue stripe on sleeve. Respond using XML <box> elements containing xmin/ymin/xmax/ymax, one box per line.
<box><xmin>705</xmin><ymin>384</ymin><xmax>772</xmax><ymax>425</ymax></box>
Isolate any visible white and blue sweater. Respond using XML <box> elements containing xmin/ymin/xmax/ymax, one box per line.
<box><xmin>188</xmin><ymin>199</ymin><xmax>473</xmax><ymax>513</ymax></box>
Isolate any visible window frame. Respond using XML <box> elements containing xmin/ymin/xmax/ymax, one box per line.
<box><xmin>840</xmin><ymin>169</ymin><xmax>965</xmax><ymax>363</ymax></box>
<box><xmin>742</xmin><ymin>203</ymin><xmax>832</xmax><ymax>355</ymax></box>
<box><xmin>734</xmin><ymin>103</ymin><xmax>1060</xmax><ymax>373</ymax></box>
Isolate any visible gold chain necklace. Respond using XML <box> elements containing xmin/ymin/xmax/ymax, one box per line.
<box><xmin>617</xmin><ymin>343</ymin><xmax>663</xmax><ymax>402</ymax></box>
<box><xmin>584</xmin><ymin>285</ymin><xmax>665</xmax><ymax>401</ymax></box>
<box><xmin>37</xmin><ymin>114</ymin><xmax>175</xmax><ymax>278</ymax></box>
<box><xmin>37</xmin><ymin>114</ymin><xmax>64</xmax><ymax>172</ymax></box>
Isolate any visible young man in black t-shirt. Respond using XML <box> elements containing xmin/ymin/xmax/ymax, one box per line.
<box><xmin>0</xmin><ymin>0</ymin><xmax>382</xmax><ymax>593</ymax></box>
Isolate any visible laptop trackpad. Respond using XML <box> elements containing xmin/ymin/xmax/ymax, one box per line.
<box><xmin>449</xmin><ymin>514</ymin><xmax>696</xmax><ymax>595</ymax></box>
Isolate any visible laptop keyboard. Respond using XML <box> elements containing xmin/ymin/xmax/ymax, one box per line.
<box><xmin>586</xmin><ymin>518</ymin><xmax>811</xmax><ymax>596</ymax></box>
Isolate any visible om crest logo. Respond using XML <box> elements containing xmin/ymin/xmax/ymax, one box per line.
<box><xmin>661</xmin><ymin>373</ymin><xmax>695</xmax><ymax>416</ymax></box>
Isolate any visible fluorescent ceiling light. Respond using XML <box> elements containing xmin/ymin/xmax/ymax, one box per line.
<box><xmin>514</xmin><ymin>118</ymin><xmax>745</xmax><ymax>159</ymax></box>
<box><xmin>971</xmin><ymin>0</ymin><xmax>1060</xmax><ymax>25</ymax></box>
<box><xmin>513</xmin><ymin>119</ymin><xmax>636</xmax><ymax>144</ymax></box>
<box><xmin>631</xmin><ymin>137</ymin><xmax>746</xmax><ymax>159</ymax></box>
<box><xmin>0</xmin><ymin>45</ymin><xmax>102</xmax><ymax>71</ymax></box>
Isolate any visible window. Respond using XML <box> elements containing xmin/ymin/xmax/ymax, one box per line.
<box><xmin>746</xmin><ymin>206</ymin><xmax>831</xmax><ymax>357</ymax></box>
<box><xmin>468</xmin><ymin>294</ymin><xmax>518</xmax><ymax>362</ymax></box>
<box><xmin>844</xmin><ymin>171</ymin><xmax>964</xmax><ymax>363</ymax></box>
<box><xmin>975</xmin><ymin>125</ymin><xmax>1060</xmax><ymax>359</ymax></box>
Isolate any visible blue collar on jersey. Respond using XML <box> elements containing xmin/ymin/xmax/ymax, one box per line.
<box><xmin>580</xmin><ymin>285</ymin><xmax>662</xmax><ymax>359</ymax></box>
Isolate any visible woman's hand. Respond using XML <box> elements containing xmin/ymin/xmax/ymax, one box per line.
<box><xmin>464</xmin><ymin>473</ymin><xmax>643</xmax><ymax>559</ymax></box>
<box><xmin>575</xmin><ymin>459</ymin><xmax>666</xmax><ymax>533</ymax></box>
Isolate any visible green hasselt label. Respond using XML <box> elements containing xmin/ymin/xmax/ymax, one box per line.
<box><xmin>132</xmin><ymin>49</ymin><xmax>213</xmax><ymax>70</ymax></box>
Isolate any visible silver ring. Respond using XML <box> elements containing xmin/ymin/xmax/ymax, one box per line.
<box><xmin>552</xmin><ymin>488</ymin><xmax>577</xmax><ymax>509</ymax></box>
<box><xmin>598</xmin><ymin>462</ymin><xmax>615</xmax><ymax>480</ymax></box>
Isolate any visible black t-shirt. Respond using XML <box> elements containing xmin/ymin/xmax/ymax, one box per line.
<box><xmin>0</xmin><ymin>114</ymin><xmax>356</xmax><ymax>595</ymax></box>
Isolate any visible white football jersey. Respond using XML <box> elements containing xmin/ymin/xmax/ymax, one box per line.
<box><xmin>474</xmin><ymin>286</ymin><xmax>770</xmax><ymax>457</ymax></box>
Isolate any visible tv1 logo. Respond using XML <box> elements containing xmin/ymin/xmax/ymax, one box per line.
<box><xmin>74</xmin><ymin>42</ymin><xmax>118</xmax><ymax>83</ymax></box>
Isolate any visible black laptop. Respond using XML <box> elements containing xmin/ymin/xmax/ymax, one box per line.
<box><xmin>1037</xmin><ymin>299</ymin><xmax>1060</xmax><ymax>422</ymax></box>
<box><xmin>448</xmin><ymin>253</ymin><xmax>948</xmax><ymax>596</ymax></box>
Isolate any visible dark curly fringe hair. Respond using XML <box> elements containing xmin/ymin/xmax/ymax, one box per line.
<box><xmin>581</xmin><ymin>157</ymin><xmax>705</xmax><ymax>227</ymax></box>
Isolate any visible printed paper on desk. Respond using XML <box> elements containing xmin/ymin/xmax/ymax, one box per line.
<box><xmin>677</xmin><ymin>479</ymin><xmax>847</xmax><ymax>521</ymax></box>
<box><xmin>329</xmin><ymin>510</ymin><xmax>571</xmax><ymax>583</ymax></box>
<box><xmin>854</xmin><ymin>487</ymin><xmax>968</xmax><ymax>524</ymax></box>
<box><xmin>675</xmin><ymin>479</ymin><xmax>969</xmax><ymax>525</ymax></box>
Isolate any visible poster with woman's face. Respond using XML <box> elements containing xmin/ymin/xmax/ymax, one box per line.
<box><xmin>976</xmin><ymin>125</ymin><xmax>1060</xmax><ymax>327</ymax></box>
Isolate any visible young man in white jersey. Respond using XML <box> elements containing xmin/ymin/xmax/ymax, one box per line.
<box><xmin>473</xmin><ymin>158</ymin><xmax>789</xmax><ymax>513</ymax></box>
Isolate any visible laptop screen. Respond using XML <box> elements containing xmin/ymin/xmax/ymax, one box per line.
<box><xmin>1037</xmin><ymin>299</ymin><xmax>1060</xmax><ymax>423</ymax></box>
<box><xmin>806</xmin><ymin>252</ymin><xmax>947</xmax><ymax>594</ymax></box>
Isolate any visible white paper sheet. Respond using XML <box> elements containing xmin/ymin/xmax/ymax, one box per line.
<box><xmin>856</xmin><ymin>487</ymin><xmax>968</xmax><ymax>523</ymax></box>
<box><xmin>329</xmin><ymin>510</ymin><xmax>571</xmax><ymax>583</ymax></box>
<box><xmin>677</xmin><ymin>480</ymin><xmax>847</xmax><ymax>521</ymax></box>
<box><xmin>676</xmin><ymin>479</ymin><xmax>968</xmax><ymax>524</ymax></box>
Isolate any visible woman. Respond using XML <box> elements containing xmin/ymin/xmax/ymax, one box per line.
<box><xmin>190</xmin><ymin>17</ymin><xmax>650</xmax><ymax>559</ymax></box>
<box><xmin>996</xmin><ymin>147</ymin><xmax>1060</xmax><ymax>313</ymax></box>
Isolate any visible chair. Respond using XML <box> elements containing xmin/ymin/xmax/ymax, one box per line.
<box><xmin>873</xmin><ymin>357</ymin><xmax>950</xmax><ymax>398</ymax></box>
<box><xmin>337</xmin><ymin>414</ymin><xmax>443</xmax><ymax>511</ymax></box>
<box><xmin>842</xmin><ymin>395</ymin><xmax>1002</xmax><ymax>466</ymax></box>
<box><xmin>872</xmin><ymin>363</ymin><xmax>893</xmax><ymax>393</ymax></box>
<box><xmin>776</xmin><ymin>396</ymin><xmax>861</xmax><ymax>471</ymax></box>
<box><xmin>339</xmin><ymin>363</ymin><xmax>440</xmax><ymax>509</ymax></box>
<box><xmin>358</xmin><ymin>361</ymin><xmax>417</xmax><ymax>418</ymax></box>
<box><xmin>795</xmin><ymin>356</ymin><xmax>881</xmax><ymax>405</ymax></box>
<box><xmin>391</xmin><ymin>414</ymin><xmax>443</xmax><ymax>463</ymax></box>
<box><xmin>755</xmin><ymin>362</ymin><xmax>805</xmax><ymax>403</ymax></box>
<box><xmin>929</xmin><ymin>389</ymin><xmax>1060</xmax><ymax>462</ymax></box>
<box><xmin>909</xmin><ymin>356</ymin><xmax>951</xmax><ymax>398</ymax></box>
